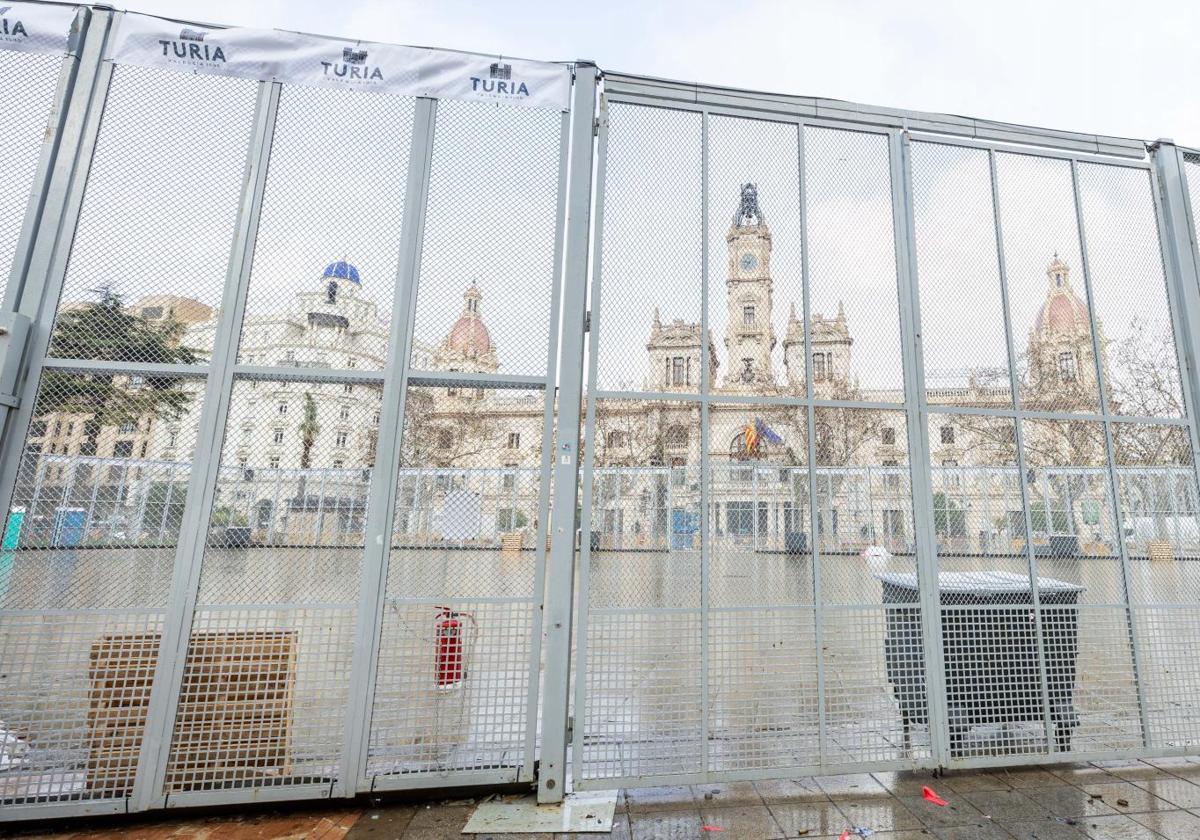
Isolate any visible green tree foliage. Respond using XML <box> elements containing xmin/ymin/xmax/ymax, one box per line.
<box><xmin>39</xmin><ymin>285</ymin><xmax>199</xmax><ymax>424</ymax></box>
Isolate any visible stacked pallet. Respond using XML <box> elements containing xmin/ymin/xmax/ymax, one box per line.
<box><xmin>88</xmin><ymin>629</ymin><xmax>297</xmax><ymax>795</ymax></box>
<box><xmin>500</xmin><ymin>532</ymin><xmax>524</xmax><ymax>555</ymax></box>
<box><xmin>1149</xmin><ymin>539</ymin><xmax>1175</xmax><ymax>562</ymax></box>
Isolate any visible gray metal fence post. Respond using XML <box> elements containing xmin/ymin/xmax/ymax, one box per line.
<box><xmin>890</xmin><ymin>130</ymin><xmax>950</xmax><ymax>766</ymax></box>
<box><xmin>537</xmin><ymin>62</ymin><xmax>598</xmax><ymax>804</ymax></box>
<box><xmin>132</xmin><ymin>79</ymin><xmax>281</xmax><ymax>812</ymax></box>
<box><xmin>339</xmin><ymin>95</ymin><xmax>437</xmax><ymax>797</ymax></box>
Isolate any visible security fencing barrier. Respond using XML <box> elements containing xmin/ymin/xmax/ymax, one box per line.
<box><xmin>2</xmin><ymin>0</ymin><xmax>1200</xmax><ymax>821</ymax></box>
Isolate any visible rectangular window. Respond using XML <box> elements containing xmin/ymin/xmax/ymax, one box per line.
<box><xmin>726</xmin><ymin>501</ymin><xmax>755</xmax><ymax>535</ymax></box>
<box><xmin>119</xmin><ymin>420</ymin><xmax>136</xmax><ymax>434</ymax></box>
<box><xmin>883</xmin><ymin>509</ymin><xmax>906</xmax><ymax>540</ymax></box>
<box><xmin>113</xmin><ymin>440</ymin><xmax>134</xmax><ymax>458</ymax></box>
<box><xmin>940</xmin><ymin>425</ymin><xmax>955</xmax><ymax>444</ymax></box>
<box><xmin>335</xmin><ymin>431</ymin><xmax>348</xmax><ymax>448</ymax></box>
<box><xmin>167</xmin><ymin>430</ymin><xmax>179</xmax><ymax>448</ymax></box>
<box><xmin>670</xmin><ymin>356</ymin><xmax>685</xmax><ymax>386</ymax></box>
<box><xmin>881</xmin><ymin>427</ymin><xmax>896</xmax><ymax>446</ymax></box>
<box><xmin>277</xmin><ymin>402</ymin><xmax>288</xmax><ymax>416</ymax></box>
<box><xmin>339</xmin><ymin>406</ymin><xmax>350</xmax><ymax>421</ymax></box>
<box><xmin>743</xmin><ymin>304</ymin><xmax>755</xmax><ymax>326</ymax></box>
<box><xmin>1058</xmin><ymin>351</ymin><xmax>1077</xmax><ymax>382</ymax></box>
<box><xmin>273</xmin><ymin>428</ymin><xmax>284</xmax><ymax>445</ymax></box>
<box><xmin>332</xmin><ymin>459</ymin><xmax>344</xmax><ymax>469</ymax></box>
<box><xmin>813</xmin><ymin>353</ymin><xmax>827</xmax><ymax>382</ymax></box>
<box><xmin>269</xmin><ymin>456</ymin><xmax>281</xmax><ymax>469</ymax></box>
<box><xmin>507</xmin><ymin>432</ymin><xmax>520</xmax><ymax>449</ymax></box>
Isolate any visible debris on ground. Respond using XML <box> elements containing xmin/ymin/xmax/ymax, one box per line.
<box><xmin>701</xmin><ymin>825</ymin><xmax>725</xmax><ymax>832</ymax></box>
<box><xmin>0</xmin><ymin>721</ymin><xmax>28</xmax><ymax>770</ymax></box>
<box><xmin>1117</xmin><ymin>798</ymin><xmax>1130</xmax><ymax>807</ymax></box>
<box><xmin>922</xmin><ymin>785</ymin><xmax>948</xmax><ymax>806</ymax></box>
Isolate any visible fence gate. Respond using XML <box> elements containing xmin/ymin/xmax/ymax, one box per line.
<box><xmin>0</xmin><ymin>6</ymin><xmax>583</xmax><ymax>819</ymax></box>
<box><xmin>570</xmin><ymin>74</ymin><xmax>1200</xmax><ymax>790</ymax></box>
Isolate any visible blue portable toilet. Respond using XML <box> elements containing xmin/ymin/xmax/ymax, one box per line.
<box><xmin>670</xmin><ymin>509</ymin><xmax>698</xmax><ymax>549</ymax></box>
<box><xmin>52</xmin><ymin>508</ymin><xmax>85</xmax><ymax>547</ymax></box>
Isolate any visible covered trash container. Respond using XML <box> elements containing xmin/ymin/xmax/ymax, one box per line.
<box><xmin>876</xmin><ymin>570</ymin><xmax>1083</xmax><ymax>756</ymax></box>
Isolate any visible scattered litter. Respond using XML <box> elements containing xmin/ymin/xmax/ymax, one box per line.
<box><xmin>1053</xmin><ymin>817</ymin><xmax>1079</xmax><ymax>826</ymax></box>
<box><xmin>851</xmin><ymin>828</ymin><xmax>875</xmax><ymax>837</ymax></box>
<box><xmin>838</xmin><ymin>831</ymin><xmax>851</xmax><ymax>840</ymax></box>
<box><xmin>0</xmin><ymin>722</ymin><xmax>28</xmax><ymax>770</ymax></box>
<box><xmin>1088</xmin><ymin>792</ymin><xmax>1104</xmax><ymax>799</ymax></box>
<box><xmin>1117</xmin><ymin>798</ymin><xmax>1129</xmax><ymax>807</ymax></box>
<box><xmin>704</xmin><ymin>791</ymin><xmax>714</xmax><ymax>800</ymax></box>
<box><xmin>701</xmin><ymin>825</ymin><xmax>725</xmax><ymax>832</ymax></box>
<box><xmin>922</xmin><ymin>785</ymin><xmax>948</xmax><ymax>806</ymax></box>
<box><xmin>370</xmin><ymin>814</ymin><xmax>379</xmax><ymax>821</ymax></box>
<box><xmin>795</xmin><ymin>831</ymin><xmax>810</xmax><ymax>836</ymax></box>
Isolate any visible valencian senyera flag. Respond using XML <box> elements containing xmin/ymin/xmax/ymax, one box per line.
<box><xmin>743</xmin><ymin>418</ymin><xmax>783</xmax><ymax>455</ymax></box>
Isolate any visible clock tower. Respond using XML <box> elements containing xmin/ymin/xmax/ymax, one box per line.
<box><xmin>722</xmin><ymin>183</ymin><xmax>776</xmax><ymax>391</ymax></box>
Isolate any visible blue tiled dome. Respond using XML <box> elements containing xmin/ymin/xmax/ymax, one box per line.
<box><xmin>322</xmin><ymin>260</ymin><xmax>361</xmax><ymax>284</ymax></box>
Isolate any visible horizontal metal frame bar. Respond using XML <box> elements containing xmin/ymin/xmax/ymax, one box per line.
<box><xmin>926</xmin><ymin>403</ymin><xmax>1191</xmax><ymax>427</ymax></box>
<box><xmin>163</xmin><ymin>783</ymin><xmax>333</xmax><ymax>808</ymax></box>
<box><xmin>194</xmin><ymin>601</ymin><xmax>358</xmax><ymax>612</ymax></box>
<box><xmin>601</xmin><ymin>73</ymin><xmax>1147</xmax><ymax>158</ymax></box>
<box><xmin>0</xmin><ymin>799</ymin><xmax>127</xmax><ymax>824</ymax></box>
<box><xmin>947</xmin><ymin>744</ymin><xmax>1200</xmax><ymax>771</ymax></box>
<box><xmin>384</xmin><ymin>596</ymin><xmax>537</xmax><ymax>606</ymax></box>
<box><xmin>907</xmin><ymin>131</ymin><xmax>1151</xmax><ymax>168</ymax></box>
<box><xmin>405</xmin><ymin>369</ymin><xmax>548</xmax><ymax>391</ymax></box>
<box><xmin>369</xmin><ymin>767</ymin><xmax>522</xmax><ymax>792</ymax></box>
<box><xmin>232</xmin><ymin>364</ymin><xmax>385</xmax><ymax>385</ymax></box>
<box><xmin>573</xmin><ymin>756</ymin><xmax>932</xmax><ymax>791</ymax></box>
<box><xmin>39</xmin><ymin>358</ymin><xmax>209</xmax><ymax>377</ymax></box>
<box><xmin>590</xmin><ymin>388</ymin><xmax>905</xmax><ymax>412</ymax></box>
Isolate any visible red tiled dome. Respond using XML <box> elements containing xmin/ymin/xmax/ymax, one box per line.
<box><xmin>447</xmin><ymin>314</ymin><xmax>492</xmax><ymax>356</ymax></box>
<box><xmin>1035</xmin><ymin>290</ymin><xmax>1090</xmax><ymax>334</ymax></box>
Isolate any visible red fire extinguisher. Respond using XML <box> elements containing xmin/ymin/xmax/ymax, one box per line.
<box><xmin>435</xmin><ymin>606</ymin><xmax>474</xmax><ymax>688</ymax></box>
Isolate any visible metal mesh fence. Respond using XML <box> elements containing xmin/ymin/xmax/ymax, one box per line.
<box><xmin>367</xmin><ymin>386</ymin><xmax>547</xmax><ymax>779</ymax></box>
<box><xmin>0</xmin><ymin>372</ymin><xmax>205</xmax><ymax>804</ymax></box>
<box><xmin>49</xmin><ymin>66</ymin><xmax>258</xmax><ymax>365</ymax></box>
<box><xmin>407</xmin><ymin>101</ymin><xmax>564</xmax><ymax>378</ymax></box>
<box><xmin>163</xmin><ymin>377</ymin><xmax>379</xmax><ymax>793</ymax></box>
<box><xmin>237</xmin><ymin>86</ymin><xmax>416</xmax><ymax>373</ymax></box>
<box><xmin>0</xmin><ymin>48</ymin><xmax>64</xmax><ymax>308</ymax></box>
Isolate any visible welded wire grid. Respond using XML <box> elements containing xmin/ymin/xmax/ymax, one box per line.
<box><xmin>49</xmin><ymin>66</ymin><xmax>257</xmax><ymax>365</ymax></box>
<box><xmin>237</xmin><ymin>86</ymin><xmax>415</xmax><ymax>372</ymax></box>
<box><xmin>578</xmin><ymin>400</ymin><xmax>701</xmax><ymax>780</ymax></box>
<box><xmin>367</xmin><ymin>386</ymin><xmax>547</xmax><ymax>778</ymax></box>
<box><xmin>706</xmin><ymin>115</ymin><xmax>803</xmax><ymax>394</ymax></box>
<box><xmin>805</xmin><ymin>127</ymin><xmax>904</xmax><ymax>402</ymax></box>
<box><xmin>0</xmin><ymin>49</ymin><xmax>64</xmax><ymax>306</ymax></box>
<box><xmin>407</xmin><ymin>100</ymin><xmax>563</xmax><ymax>378</ymax></box>
<box><xmin>594</xmin><ymin>103</ymin><xmax>702</xmax><ymax>393</ymax></box>
<box><xmin>163</xmin><ymin>378</ymin><xmax>379</xmax><ymax>793</ymax></box>
<box><xmin>0</xmin><ymin>374</ymin><xmax>205</xmax><ymax>805</ymax></box>
<box><xmin>910</xmin><ymin>142</ymin><xmax>1012</xmax><ymax>406</ymax></box>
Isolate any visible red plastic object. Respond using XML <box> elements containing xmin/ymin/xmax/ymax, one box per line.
<box><xmin>922</xmin><ymin>785</ymin><xmax>948</xmax><ymax>806</ymax></box>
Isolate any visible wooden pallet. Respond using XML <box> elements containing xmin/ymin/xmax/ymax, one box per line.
<box><xmin>88</xmin><ymin>629</ymin><xmax>297</xmax><ymax>795</ymax></box>
<box><xmin>1149</xmin><ymin>539</ymin><xmax>1175</xmax><ymax>562</ymax></box>
<box><xmin>500</xmin><ymin>532</ymin><xmax>524</xmax><ymax>555</ymax></box>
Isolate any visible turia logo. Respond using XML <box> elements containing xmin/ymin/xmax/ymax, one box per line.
<box><xmin>0</xmin><ymin>5</ymin><xmax>29</xmax><ymax>40</ymax></box>
<box><xmin>470</xmin><ymin>61</ymin><xmax>531</xmax><ymax>99</ymax></box>
<box><xmin>158</xmin><ymin>27</ymin><xmax>225</xmax><ymax>62</ymax></box>
<box><xmin>320</xmin><ymin>45</ymin><xmax>383</xmax><ymax>82</ymax></box>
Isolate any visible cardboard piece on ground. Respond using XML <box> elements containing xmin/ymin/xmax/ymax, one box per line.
<box><xmin>462</xmin><ymin>790</ymin><xmax>617</xmax><ymax>834</ymax></box>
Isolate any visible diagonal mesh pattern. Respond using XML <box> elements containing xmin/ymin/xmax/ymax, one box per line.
<box><xmin>408</xmin><ymin>100</ymin><xmax>563</xmax><ymax>378</ymax></box>
<box><xmin>910</xmin><ymin>142</ymin><xmax>1012</xmax><ymax>406</ymax></box>
<box><xmin>0</xmin><ymin>372</ymin><xmax>205</xmax><ymax>805</ymax></box>
<box><xmin>0</xmin><ymin>49</ymin><xmax>64</xmax><ymax>306</ymax></box>
<box><xmin>1077</xmin><ymin>162</ymin><xmax>1183</xmax><ymax>418</ymax></box>
<box><xmin>595</xmin><ymin>104</ymin><xmax>702</xmax><ymax>393</ymax></box>
<box><xmin>367</xmin><ymin>385</ymin><xmax>548</xmax><ymax>778</ymax></box>
<box><xmin>805</xmin><ymin>127</ymin><xmax>902</xmax><ymax>402</ymax></box>
<box><xmin>706</xmin><ymin>116</ymin><xmax>803</xmax><ymax>395</ymax></box>
<box><xmin>164</xmin><ymin>377</ymin><xmax>380</xmax><ymax>793</ymax></box>
<box><xmin>237</xmin><ymin>86</ymin><xmax>414</xmax><ymax>373</ymax></box>
<box><xmin>50</xmin><ymin>66</ymin><xmax>258</xmax><ymax>365</ymax></box>
<box><xmin>993</xmin><ymin>152</ymin><xmax>1099</xmax><ymax>415</ymax></box>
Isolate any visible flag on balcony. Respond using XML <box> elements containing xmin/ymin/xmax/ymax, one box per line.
<box><xmin>743</xmin><ymin>418</ymin><xmax>783</xmax><ymax>455</ymax></box>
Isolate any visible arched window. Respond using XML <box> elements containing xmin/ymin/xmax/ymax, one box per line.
<box><xmin>326</xmin><ymin>281</ymin><xmax>338</xmax><ymax>304</ymax></box>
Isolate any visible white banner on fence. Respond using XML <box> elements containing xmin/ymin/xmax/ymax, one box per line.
<box><xmin>108</xmin><ymin>12</ymin><xmax>571</xmax><ymax>110</ymax></box>
<box><xmin>0</xmin><ymin>2</ymin><xmax>76</xmax><ymax>54</ymax></box>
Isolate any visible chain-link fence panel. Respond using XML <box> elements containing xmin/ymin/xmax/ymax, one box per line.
<box><xmin>910</xmin><ymin>142</ymin><xmax>1012</xmax><ymax>407</ymax></box>
<box><xmin>236</xmin><ymin>86</ymin><xmax>416</xmax><ymax>374</ymax></box>
<box><xmin>367</xmin><ymin>385</ymin><xmax>548</xmax><ymax>780</ymax></box>
<box><xmin>0</xmin><ymin>372</ymin><xmax>205</xmax><ymax>805</ymax></box>
<box><xmin>805</xmin><ymin>127</ymin><xmax>904</xmax><ymax>403</ymax></box>
<box><xmin>0</xmin><ymin>47</ymin><xmax>65</xmax><ymax>308</ymax></box>
<box><xmin>407</xmin><ymin>101</ymin><xmax>564</xmax><ymax>378</ymax></box>
<box><xmin>163</xmin><ymin>377</ymin><xmax>379</xmax><ymax>793</ymax></box>
<box><xmin>49</xmin><ymin>66</ymin><xmax>258</xmax><ymax>366</ymax></box>
<box><xmin>594</xmin><ymin>104</ymin><xmax>703</xmax><ymax>394</ymax></box>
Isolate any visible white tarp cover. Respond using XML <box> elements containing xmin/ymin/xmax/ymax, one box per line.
<box><xmin>0</xmin><ymin>2</ymin><xmax>77</xmax><ymax>54</ymax></box>
<box><xmin>108</xmin><ymin>12</ymin><xmax>572</xmax><ymax>110</ymax></box>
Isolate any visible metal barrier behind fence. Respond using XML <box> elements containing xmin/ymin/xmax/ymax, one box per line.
<box><xmin>3</xmin><ymin>0</ymin><xmax>1200</xmax><ymax>822</ymax></box>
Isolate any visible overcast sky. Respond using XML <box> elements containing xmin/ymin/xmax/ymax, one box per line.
<box><xmin>118</xmin><ymin>0</ymin><xmax>1199</xmax><ymax>146</ymax></box>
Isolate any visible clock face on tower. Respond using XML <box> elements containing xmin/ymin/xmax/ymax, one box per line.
<box><xmin>739</xmin><ymin>252</ymin><xmax>758</xmax><ymax>273</ymax></box>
